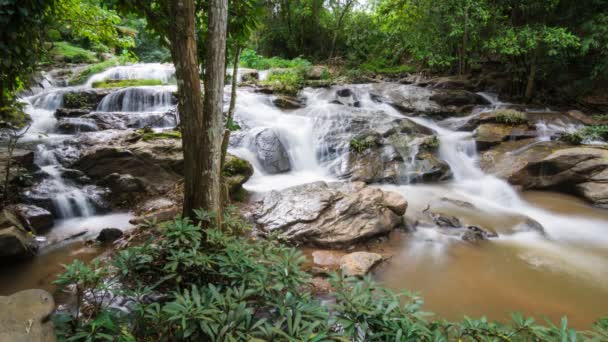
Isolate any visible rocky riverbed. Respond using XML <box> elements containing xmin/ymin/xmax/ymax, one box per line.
<box><xmin>2</xmin><ymin>63</ymin><xmax>608</xmax><ymax>330</ymax></box>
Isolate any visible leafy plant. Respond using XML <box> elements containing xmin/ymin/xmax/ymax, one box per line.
<box><xmin>240</xmin><ymin>48</ymin><xmax>311</xmax><ymax>70</ymax></box>
<box><xmin>260</xmin><ymin>69</ymin><xmax>305</xmax><ymax>95</ymax></box>
<box><xmin>350</xmin><ymin>137</ymin><xmax>376</xmax><ymax>153</ymax></box>
<box><xmin>494</xmin><ymin>109</ymin><xmax>528</xmax><ymax>125</ymax></box>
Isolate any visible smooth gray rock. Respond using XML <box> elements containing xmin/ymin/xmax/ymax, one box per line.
<box><xmin>254</xmin><ymin>128</ymin><xmax>291</xmax><ymax>174</ymax></box>
<box><xmin>254</xmin><ymin>181</ymin><xmax>407</xmax><ymax>247</ymax></box>
<box><xmin>0</xmin><ymin>289</ymin><xmax>56</xmax><ymax>342</ymax></box>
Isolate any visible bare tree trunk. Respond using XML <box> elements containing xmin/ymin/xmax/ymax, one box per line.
<box><xmin>202</xmin><ymin>0</ymin><xmax>229</xmax><ymax>223</ymax></box>
<box><xmin>525</xmin><ymin>59</ymin><xmax>537</xmax><ymax>101</ymax></box>
<box><xmin>221</xmin><ymin>45</ymin><xmax>241</xmax><ymax>170</ymax></box>
<box><xmin>328</xmin><ymin>0</ymin><xmax>354</xmax><ymax>62</ymax></box>
<box><xmin>168</xmin><ymin>0</ymin><xmax>205</xmax><ymax>220</ymax></box>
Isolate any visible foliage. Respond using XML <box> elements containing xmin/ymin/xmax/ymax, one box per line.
<box><xmin>68</xmin><ymin>55</ymin><xmax>135</xmax><ymax>86</ymax></box>
<box><xmin>240</xmin><ymin>48</ymin><xmax>311</xmax><ymax>70</ymax></box>
<box><xmin>54</xmin><ymin>210</ymin><xmax>608</xmax><ymax>341</ymax></box>
<box><xmin>349</xmin><ymin>137</ymin><xmax>375</xmax><ymax>153</ymax></box>
<box><xmin>494</xmin><ymin>109</ymin><xmax>528</xmax><ymax>125</ymax></box>
<box><xmin>0</xmin><ymin>103</ymin><xmax>30</xmax><ymax>129</ymax></box>
<box><xmin>121</xmin><ymin>16</ymin><xmax>171</xmax><ymax>63</ymax></box>
<box><xmin>260</xmin><ymin>69</ymin><xmax>305</xmax><ymax>95</ymax></box>
<box><xmin>92</xmin><ymin>79</ymin><xmax>164</xmax><ymax>89</ymax></box>
<box><xmin>563</xmin><ymin>125</ymin><xmax>608</xmax><ymax>145</ymax></box>
<box><xmin>50</xmin><ymin>41</ymin><xmax>97</xmax><ymax>64</ymax></box>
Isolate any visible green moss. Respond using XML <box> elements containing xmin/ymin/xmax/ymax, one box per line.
<box><xmin>63</xmin><ymin>92</ymin><xmax>98</xmax><ymax>109</ymax></box>
<box><xmin>51</xmin><ymin>42</ymin><xmax>97</xmax><ymax>64</ymax></box>
<box><xmin>350</xmin><ymin>137</ymin><xmax>376</xmax><ymax>153</ymax></box>
<box><xmin>494</xmin><ymin>109</ymin><xmax>528</xmax><ymax>125</ymax></box>
<box><xmin>140</xmin><ymin>130</ymin><xmax>182</xmax><ymax>142</ymax></box>
<box><xmin>92</xmin><ymin>79</ymin><xmax>164</xmax><ymax>89</ymax></box>
<box><xmin>420</xmin><ymin>135</ymin><xmax>440</xmax><ymax>150</ymax></box>
<box><xmin>223</xmin><ymin>156</ymin><xmax>253</xmax><ymax>177</ymax></box>
<box><xmin>68</xmin><ymin>58</ymin><xmax>120</xmax><ymax>86</ymax></box>
<box><xmin>260</xmin><ymin>69</ymin><xmax>305</xmax><ymax>95</ymax></box>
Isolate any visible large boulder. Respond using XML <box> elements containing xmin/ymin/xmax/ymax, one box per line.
<box><xmin>62</xmin><ymin>89</ymin><xmax>111</xmax><ymax>109</ymax></box>
<box><xmin>509</xmin><ymin>147</ymin><xmax>608</xmax><ymax>207</ymax></box>
<box><xmin>0</xmin><ymin>289</ymin><xmax>56</xmax><ymax>342</ymax></box>
<box><xmin>253</xmin><ymin>181</ymin><xmax>407</xmax><ymax>247</ymax></box>
<box><xmin>429</xmin><ymin>89</ymin><xmax>490</xmax><ymax>107</ymax></box>
<box><xmin>223</xmin><ymin>155</ymin><xmax>254</xmax><ymax>199</ymax></box>
<box><xmin>253</xmin><ymin>128</ymin><xmax>291</xmax><ymax>174</ymax></box>
<box><xmin>474</xmin><ymin>123</ymin><xmax>536</xmax><ymax>151</ymax></box>
<box><xmin>0</xmin><ymin>210</ymin><xmax>37</xmax><ymax>261</ymax></box>
<box><xmin>6</xmin><ymin>204</ymin><xmax>53</xmax><ymax>234</ymax></box>
<box><xmin>57</xmin><ymin>117</ymin><xmax>99</xmax><ymax>133</ymax></box>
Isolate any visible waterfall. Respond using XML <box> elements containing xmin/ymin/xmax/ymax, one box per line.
<box><xmin>85</xmin><ymin>63</ymin><xmax>175</xmax><ymax>86</ymax></box>
<box><xmin>97</xmin><ymin>86</ymin><xmax>176</xmax><ymax>112</ymax></box>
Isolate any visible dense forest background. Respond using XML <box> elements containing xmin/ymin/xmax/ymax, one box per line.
<box><xmin>2</xmin><ymin>0</ymin><xmax>608</xmax><ymax>113</ymax></box>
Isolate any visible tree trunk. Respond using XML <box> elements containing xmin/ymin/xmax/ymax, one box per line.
<box><xmin>168</xmin><ymin>0</ymin><xmax>205</xmax><ymax>220</ymax></box>
<box><xmin>202</xmin><ymin>0</ymin><xmax>229</xmax><ymax>223</ymax></box>
<box><xmin>221</xmin><ymin>45</ymin><xmax>241</xmax><ymax>170</ymax></box>
<box><xmin>328</xmin><ymin>0</ymin><xmax>354</xmax><ymax>62</ymax></box>
<box><xmin>525</xmin><ymin>59</ymin><xmax>537</xmax><ymax>101</ymax></box>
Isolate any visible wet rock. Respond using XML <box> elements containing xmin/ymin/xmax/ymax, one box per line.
<box><xmin>73</xmin><ymin>147</ymin><xmax>180</xmax><ymax>195</ymax></box>
<box><xmin>340</xmin><ymin>252</ymin><xmax>383</xmax><ymax>276</ymax></box>
<box><xmin>311</xmin><ymin>277</ymin><xmax>333</xmax><ymax>294</ymax></box>
<box><xmin>0</xmin><ymin>289</ymin><xmax>56</xmax><ymax>342</ymax></box>
<box><xmin>96</xmin><ymin>228</ymin><xmax>123</xmax><ymax>243</ymax></box>
<box><xmin>57</xmin><ymin>117</ymin><xmax>99</xmax><ymax>133</ymax></box>
<box><xmin>54</xmin><ymin>108</ymin><xmax>90</xmax><ymax>118</ymax></box>
<box><xmin>462</xmin><ymin>226</ymin><xmax>494</xmax><ymax>242</ymax></box>
<box><xmin>369</xmin><ymin>83</ymin><xmax>440</xmax><ymax>114</ymax></box>
<box><xmin>426</xmin><ymin>210</ymin><xmax>461</xmax><ymax>228</ymax></box>
<box><xmin>130</xmin><ymin>206</ymin><xmax>180</xmax><ymax>225</ymax></box>
<box><xmin>429</xmin><ymin>89</ymin><xmax>490</xmax><ymax>107</ymax></box>
<box><xmin>0</xmin><ymin>210</ymin><xmax>37</xmax><ymax>261</ymax></box>
<box><xmin>6</xmin><ymin>204</ymin><xmax>53</xmax><ymax>234</ymax></box>
<box><xmin>101</xmin><ymin>173</ymin><xmax>145</xmax><ymax>193</ymax></box>
<box><xmin>80</xmin><ymin>111</ymin><xmax>177</xmax><ymax>131</ymax></box>
<box><xmin>223</xmin><ymin>155</ymin><xmax>253</xmax><ymax>199</ymax></box>
<box><xmin>509</xmin><ymin>147</ymin><xmax>608</xmax><ymax>207</ymax></box>
<box><xmin>306</xmin><ymin>66</ymin><xmax>329</xmax><ymax>80</ymax></box>
<box><xmin>0</xmin><ymin>149</ymin><xmax>35</xmax><ymax>171</ymax></box>
<box><xmin>253</xmin><ymin>128</ymin><xmax>291</xmax><ymax>174</ymax></box>
<box><xmin>474</xmin><ymin>123</ymin><xmax>535</xmax><ymax>151</ymax></box>
<box><xmin>63</xmin><ymin>89</ymin><xmax>110</xmax><ymax>109</ymax></box>
<box><xmin>273</xmin><ymin>96</ymin><xmax>304</xmax><ymax>109</ymax></box>
<box><xmin>238</xmin><ymin>68</ymin><xmax>259</xmax><ymax>82</ymax></box>
<box><xmin>312</xmin><ymin>250</ymin><xmax>344</xmax><ymax>268</ymax></box>
<box><xmin>254</xmin><ymin>181</ymin><xmax>406</xmax><ymax>247</ymax></box>
<box><xmin>428</xmin><ymin>76</ymin><xmax>475</xmax><ymax>90</ymax></box>
<box><xmin>334</xmin><ymin>88</ymin><xmax>360</xmax><ymax>107</ymax></box>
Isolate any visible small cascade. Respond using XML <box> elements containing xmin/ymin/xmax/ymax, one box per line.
<box><xmin>28</xmin><ymin>145</ymin><xmax>102</xmax><ymax>219</ymax></box>
<box><xmin>24</xmin><ymin>90</ymin><xmax>65</xmax><ymax>136</ymax></box>
<box><xmin>97</xmin><ymin>86</ymin><xmax>176</xmax><ymax>112</ymax></box>
<box><xmin>86</xmin><ymin>63</ymin><xmax>175</xmax><ymax>86</ymax></box>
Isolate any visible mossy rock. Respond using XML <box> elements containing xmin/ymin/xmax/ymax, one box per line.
<box><xmin>63</xmin><ymin>92</ymin><xmax>99</xmax><ymax>109</ymax></box>
<box><xmin>92</xmin><ymin>79</ymin><xmax>164</xmax><ymax>89</ymax></box>
<box><xmin>0</xmin><ymin>106</ymin><xmax>31</xmax><ymax>129</ymax></box>
<box><xmin>223</xmin><ymin>155</ymin><xmax>253</xmax><ymax>201</ymax></box>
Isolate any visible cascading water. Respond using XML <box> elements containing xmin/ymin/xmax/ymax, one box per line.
<box><xmin>228</xmin><ymin>82</ymin><xmax>608</xmax><ymax>325</ymax></box>
<box><xmin>97</xmin><ymin>85</ymin><xmax>176</xmax><ymax>112</ymax></box>
<box><xmin>85</xmin><ymin>63</ymin><xmax>176</xmax><ymax>86</ymax></box>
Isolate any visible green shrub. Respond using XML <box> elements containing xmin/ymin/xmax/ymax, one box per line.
<box><xmin>562</xmin><ymin>125</ymin><xmax>608</xmax><ymax>145</ymax></box>
<box><xmin>51</xmin><ymin>42</ymin><xmax>97</xmax><ymax>64</ymax></box>
<box><xmin>494</xmin><ymin>109</ymin><xmax>528</xmax><ymax>125</ymax></box>
<box><xmin>0</xmin><ymin>103</ymin><xmax>30</xmax><ymax>129</ymax></box>
<box><xmin>54</xmin><ymin>210</ymin><xmax>608</xmax><ymax>341</ymax></box>
<box><xmin>240</xmin><ymin>48</ymin><xmax>311</xmax><ymax>70</ymax></box>
<box><xmin>260</xmin><ymin>69</ymin><xmax>305</xmax><ymax>95</ymax></box>
<box><xmin>359</xmin><ymin>58</ymin><xmax>415</xmax><ymax>75</ymax></box>
<box><xmin>92</xmin><ymin>79</ymin><xmax>164</xmax><ymax>89</ymax></box>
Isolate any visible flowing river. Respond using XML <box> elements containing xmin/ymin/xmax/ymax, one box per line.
<box><xmin>3</xmin><ymin>63</ymin><xmax>607</xmax><ymax>327</ymax></box>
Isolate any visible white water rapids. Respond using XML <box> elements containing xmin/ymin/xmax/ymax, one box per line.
<box><xmin>9</xmin><ymin>63</ymin><xmax>608</xmax><ymax>324</ymax></box>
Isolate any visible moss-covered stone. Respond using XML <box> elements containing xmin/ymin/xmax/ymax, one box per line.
<box><xmin>223</xmin><ymin>155</ymin><xmax>253</xmax><ymax>201</ymax></box>
<box><xmin>140</xmin><ymin>130</ymin><xmax>182</xmax><ymax>142</ymax></box>
<box><xmin>92</xmin><ymin>79</ymin><xmax>164</xmax><ymax>89</ymax></box>
<box><xmin>63</xmin><ymin>91</ymin><xmax>99</xmax><ymax>109</ymax></box>
<box><xmin>0</xmin><ymin>106</ymin><xmax>31</xmax><ymax>129</ymax></box>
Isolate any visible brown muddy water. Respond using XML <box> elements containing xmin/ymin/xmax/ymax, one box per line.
<box><xmin>372</xmin><ymin>191</ymin><xmax>608</xmax><ymax>329</ymax></box>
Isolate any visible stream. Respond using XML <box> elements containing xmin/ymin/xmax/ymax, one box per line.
<box><xmin>4</xmin><ymin>63</ymin><xmax>607</xmax><ymax>328</ymax></box>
